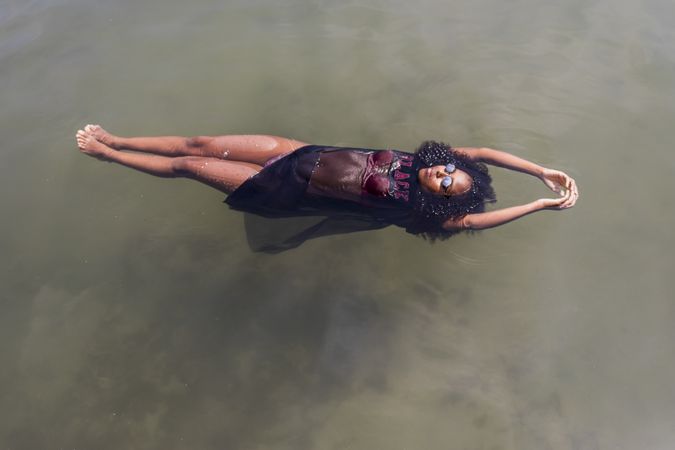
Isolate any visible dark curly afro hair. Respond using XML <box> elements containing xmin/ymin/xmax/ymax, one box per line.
<box><xmin>409</xmin><ymin>141</ymin><xmax>496</xmax><ymax>240</ymax></box>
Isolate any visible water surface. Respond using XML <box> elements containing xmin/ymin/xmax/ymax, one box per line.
<box><xmin>2</xmin><ymin>0</ymin><xmax>675</xmax><ymax>449</ymax></box>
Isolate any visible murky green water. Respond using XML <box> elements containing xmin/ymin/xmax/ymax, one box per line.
<box><xmin>2</xmin><ymin>0</ymin><xmax>675</xmax><ymax>448</ymax></box>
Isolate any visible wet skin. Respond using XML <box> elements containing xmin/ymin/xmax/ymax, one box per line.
<box><xmin>76</xmin><ymin>125</ymin><xmax>579</xmax><ymax>232</ymax></box>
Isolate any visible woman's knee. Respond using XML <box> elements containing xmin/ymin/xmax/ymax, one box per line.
<box><xmin>185</xmin><ymin>136</ymin><xmax>213</xmax><ymax>151</ymax></box>
<box><xmin>171</xmin><ymin>156</ymin><xmax>203</xmax><ymax>175</ymax></box>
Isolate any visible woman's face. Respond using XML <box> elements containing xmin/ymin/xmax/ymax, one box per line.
<box><xmin>418</xmin><ymin>165</ymin><xmax>473</xmax><ymax>196</ymax></box>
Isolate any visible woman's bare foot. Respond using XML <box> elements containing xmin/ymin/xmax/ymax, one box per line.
<box><xmin>76</xmin><ymin>129</ymin><xmax>114</xmax><ymax>161</ymax></box>
<box><xmin>84</xmin><ymin>124</ymin><xmax>118</xmax><ymax>148</ymax></box>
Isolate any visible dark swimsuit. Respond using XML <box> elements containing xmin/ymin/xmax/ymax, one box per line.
<box><xmin>225</xmin><ymin>145</ymin><xmax>420</xmax><ymax>252</ymax></box>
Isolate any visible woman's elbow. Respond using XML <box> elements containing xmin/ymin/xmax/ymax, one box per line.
<box><xmin>461</xmin><ymin>215</ymin><xmax>479</xmax><ymax>230</ymax></box>
<box><xmin>443</xmin><ymin>215</ymin><xmax>475</xmax><ymax>231</ymax></box>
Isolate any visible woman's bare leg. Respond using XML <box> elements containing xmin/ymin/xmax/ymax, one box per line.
<box><xmin>85</xmin><ymin>124</ymin><xmax>308</xmax><ymax>166</ymax></box>
<box><xmin>76</xmin><ymin>130</ymin><xmax>260</xmax><ymax>194</ymax></box>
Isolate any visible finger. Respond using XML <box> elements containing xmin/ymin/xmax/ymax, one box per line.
<box><xmin>563</xmin><ymin>191</ymin><xmax>578</xmax><ymax>208</ymax></box>
<box><xmin>558</xmin><ymin>179</ymin><xmax>572</xmax><ymax>193</ymax></box>
<box><xmin>551</xmin><ymin>173</ymin><xmax>565</xmax><ymax>186</ymax></box>
<box><xmin>568</xmin><ymin>175</ymin><xmax>576</xmax><ymax>187</ymax></box>
<box><xmin>560</xmin><ymin>190</ymin><xmax>573</xmax><ymax>206</ymax></box>
<box><xmin>554</xmin><ymin>170</ymin><xmax>571</xmax><ymax>185</ymax></box>
<box><xmin>558</xmin><ymin>186</ymin><xmax>571</xmax><ymax>198</ymax></box>
<box><xmin>564</xmin><ymin>188</ymin><xmax>575</xmax><ymax>205</ymax></box>
<box><xmin>553</xmin><ymin>192</ymin><xmax>570</xmax><ymax>207</ymax></box>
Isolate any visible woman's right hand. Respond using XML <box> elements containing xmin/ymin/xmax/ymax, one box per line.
<box><xmin>541</xmin><ymin>168</ymin><xmax>577</xmax><ymax>193</ymax></box>
<box><xmin>538</xmin><ymin>189</ymin><xmax>575</xmax><ymax>210</ymax></box>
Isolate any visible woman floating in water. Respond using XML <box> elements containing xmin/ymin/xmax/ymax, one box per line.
<box><xmin>76</xmin><ymin>126</ymin><xmax>578</xmax><ymax>252</ymax></box>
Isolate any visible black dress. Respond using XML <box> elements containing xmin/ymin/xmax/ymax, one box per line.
<box><xmin>225</xmin><ymin>145</ymin><xmax>420</xmax><ymax>253</ymax></box>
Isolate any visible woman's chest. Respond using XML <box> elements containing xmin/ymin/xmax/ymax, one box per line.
<box><xmin>307</xmin><ymin>149</ymin><xmax>415</xmax><ymax>205</ymax></box>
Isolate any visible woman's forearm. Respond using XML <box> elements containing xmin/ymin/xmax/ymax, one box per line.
<box><xmin>457</xmin><ymin>146</ymin><xmax>578</xmax><ymax>200</ymax></box>
<box><xmin>474</xmin><ymin>147</ymin><xmax>545</xmax><ymax>178</ymax></box>
<box><xmin>445</xmin><ymin>200</ymin><xmax>543</xmax><ymax>231</ymax></box>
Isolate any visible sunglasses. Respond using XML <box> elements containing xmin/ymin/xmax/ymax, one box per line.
<box><xmin>440</xmin><ymin>163</ymin><xmax>456</xmax><ymax>191</ymax></box>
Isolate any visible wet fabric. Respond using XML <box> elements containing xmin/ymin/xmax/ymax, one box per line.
<box><xmin>225</xmin><ymin>145</ymin><xmax>420</xmax><ymax>253</ymax></box>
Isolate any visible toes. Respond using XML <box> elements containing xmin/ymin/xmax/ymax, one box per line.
<box><xmin>76</xmin><ymin>130</ymin><xmax>91</xmax><ymax>148</ymax></box>
<box><xmin>85</xmin><ymin>124</ymin><xmax>103</xmax><ymax>135</ymax></box>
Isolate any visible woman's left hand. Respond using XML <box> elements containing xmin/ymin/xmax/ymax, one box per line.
<box><xmin>540</xmin><ymin>168</ymin><xmax>578</xmax><ymax>206</ymax></box>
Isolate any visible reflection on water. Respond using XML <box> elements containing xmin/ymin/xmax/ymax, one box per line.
<box><xmin>2</xmin><ymin>0</ymin><xmax>675</xmax><ymax>448</ymax></box>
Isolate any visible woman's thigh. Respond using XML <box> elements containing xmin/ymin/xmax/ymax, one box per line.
<box><xmin>197</xmin><ymin>135</ymin><xmax>309</xmax><ymax>166</ymax></box>
<box><xmin>173</xmin><ymin>157</ymin><xmax>262</xmax><ymax>194</ymax></box>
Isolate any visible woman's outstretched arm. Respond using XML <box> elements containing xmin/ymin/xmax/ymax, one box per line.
<box><xmin>442</xmin><ymin>191</ymin><xmax>574</xmax><ymax>231</ymax></box>
<box><xmin>454</xmin><ymin>147</ymin><xmax>544</xmax><ymax>177</ymax></box>
<box><xmin>455</xmin><ymin>147</ymin><xmax>545</xmax><ymax>177</ymax></box>
<box><xmin>455</xmin><ymin>146</ymin><xmax>579</xmax><ymax>199</ymax></box>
